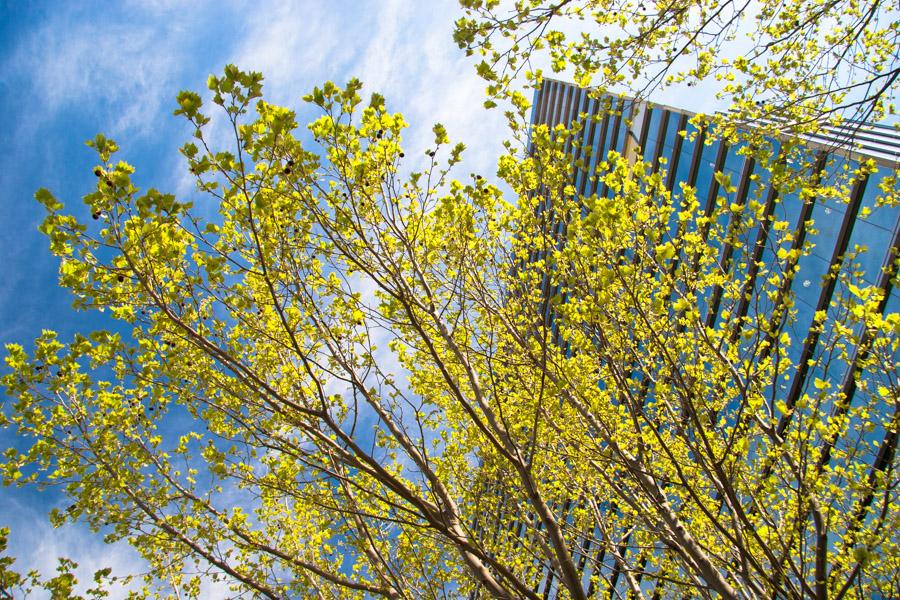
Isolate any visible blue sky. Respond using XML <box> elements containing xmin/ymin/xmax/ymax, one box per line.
<box><xmin>0</xmin><ymin>1</ymin><xmax>513</xmax><ymax>594</ymax></box>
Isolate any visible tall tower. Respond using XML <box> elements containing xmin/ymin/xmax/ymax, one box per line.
<box><xmin>469</xmin><ymin>78</ymin><xmax>900</xmax><ymax>598</ymax></box>
<box><xmin>529</xmin><ymin>77</ymin><xmax>900</xmax><ymax>413</ymax></box>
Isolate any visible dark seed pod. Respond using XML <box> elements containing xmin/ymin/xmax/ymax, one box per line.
<box><xmin>399</xmin><ymin>152</ymin><xmax>404</xmax><ymax>158</ymax></box>
<box><xmin>93</xmin><ymin>168</ymin><xmax>103</xmax><ymax>177</ymax></box>
<box><xmin>117</xmin><ymin>275</ymin><xmax>125</xmax><ymax>283</ymax></box>
<box><xmin>92</xmin><ymin>212</ymin><xmax>101</xmax><ymax>220</ymax></box>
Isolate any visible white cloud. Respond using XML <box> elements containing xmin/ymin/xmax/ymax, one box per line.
<box><xmin>222</xmin><ymin>0</ymin><xmax>508</xmax><ymax>177</ymax></box>
<box><xmin>231</xmin><ymin>2</ymin><xmax>354</xmax><ymax>101</ymax></box>
<box><xmin>8</xmin><ymin>16</ymin><xmax>181</xmax><ymax>138</ymax></box>
<box><xmin>1</xmin><ymin>491</ymin><xmax>249</xmax><ymax>599</ymax></box>
<box><xmin>2</xmin><ymin>494</ymin><xmax>144</xmax><ymax>598</ymax></box>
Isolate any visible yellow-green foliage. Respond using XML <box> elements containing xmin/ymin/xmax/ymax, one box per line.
<box><xmin>2</xmin><ymin>57</ymin><xmax>898</xmax><ymax>600</ymax></box>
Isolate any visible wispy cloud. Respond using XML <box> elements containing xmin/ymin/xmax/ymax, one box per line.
<box><xmin>224</xmin><ymin>0</ymin><xmax>508</xmax><ymax>177</ymax></box>
<box><xmin>2</xmin><ymin>493</ymin><xmax>144</xmax><ymax>598</ymax></box>
<box><xmin>6</xmin><ymin>14</ymin><xmax>181</xmax><ymax>138</ymax></box>
<box><xmin>230</xmin><ymin>2</ymin><xmax>355</xmax><ymax>102</ymax></box>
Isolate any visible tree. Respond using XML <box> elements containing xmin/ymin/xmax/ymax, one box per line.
<box><xmin>1</xmin><ymin>8</ymin><xmax>899</xmax><ymax>600</ymax></box>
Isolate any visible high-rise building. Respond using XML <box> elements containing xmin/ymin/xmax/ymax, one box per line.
<box><xmin>471</xmin><ymin>78</ymin><xmax>900</xmax><ymax>598</ymax></box>
<box><xmin>530</xmin><ymin>78</ymin><xmax>900</xmax><ymax>359</ymax></box>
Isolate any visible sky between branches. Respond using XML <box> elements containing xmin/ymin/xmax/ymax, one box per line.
<box><xmin>0</xmin><ymin>0</ymin><xmax>756</xmax><ymax>595</ymax></box>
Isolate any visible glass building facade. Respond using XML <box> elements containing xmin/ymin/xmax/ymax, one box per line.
<box><xmin>472</xmin><ymin>78</ymin><xmax>900</xmax><ymax>598</ymax></box>
<box><xmin>530</xmin><ymin>77</ymin><xmax>900</xmax><ymax>410</ymax></box>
